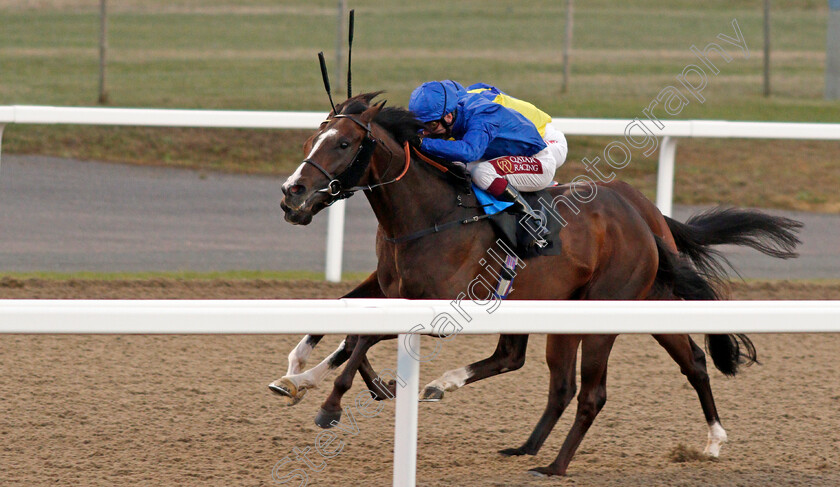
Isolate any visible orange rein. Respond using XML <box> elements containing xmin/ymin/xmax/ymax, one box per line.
<box><xmin>391</xmin><ymin>142</ymin><xmax>452</xmax><ymax>184</ymax></box>
<box><xmin>393</xmin><ymin>141</ymin><xmax>412</xmax><ymax>182</ymax></box>
<box><xmin>410</xmin><ymin>144</ymin><xmax>451</xmax><ymax>173</ymax></box>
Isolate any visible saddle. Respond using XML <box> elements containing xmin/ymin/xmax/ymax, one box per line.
<box><xmin>474</xmin><ymin>186</ymin><xmax>564</xmax><ymax>259</ymax></box>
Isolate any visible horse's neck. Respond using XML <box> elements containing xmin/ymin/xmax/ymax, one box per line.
<box><xmin>363</xmin><ymin>144</ymin><xmax>469</xmax><ymax>240</ymax></box>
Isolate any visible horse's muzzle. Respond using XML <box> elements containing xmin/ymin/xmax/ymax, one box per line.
<box><xmin>281</xmin><ymin>174</ymin><xmax>333</xmax><ymax>225</ymax></box>
<box><xmin>280</xmin><ymin>197</ymin><xmax>314</xmax><ymax>225</ymax></box>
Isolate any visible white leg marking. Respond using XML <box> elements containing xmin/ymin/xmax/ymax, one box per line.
<box><xmin>279</xmin><ymin>340</ymin><xmax>346</xmax><ymax>392</ymax></box>
<box><xmin>704</xmin><ymin>421</ymin><xmax>727</xmax><ymax>457</ymax></box>
<box><xmin>425</xmin><ymin>366</ymin><xmax>470</xmax><ymax>392</ymax></box>
<box><xmin>286</xmin><ymin>336</ymin><xmax>315</xmax><ymax>376</ymax></box>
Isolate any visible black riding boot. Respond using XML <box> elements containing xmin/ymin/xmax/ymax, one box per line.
<box><xmin>499</xmin><ymin>185</ymin><xmax>549</xmax><ymax>248</ymax></box>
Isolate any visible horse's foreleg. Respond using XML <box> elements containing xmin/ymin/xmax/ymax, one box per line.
<box><xmin>531</xmin><ymin>334</ymin><xmax>616</xmax><ymax>477</ymax></box>
<box><xmin>342</xmin><ymin>271</ymin><xmax>385</xmax><ymax>299</ymax></box>
<box><xmin>268</xmin><ymin>272</ymin><xmax>383</xmax><ymax>405</ymax></box>
<box><xmin>267</xmin><ymin>333</ymin><xmax>324</xmax><ymax>406</ymax></box>
<box><xmin>500</xmin><ymin>334</ymin><xmax>580</xmax><ymax>457</ymax></box>
<box><xmin>358</xmin><ymin>346</ymin><xmax>402</xmax><ymax>401</ymax></box>
<box><xmin>653</xmin><ymin>333</ymin><xmax>727</xmax><ymax>457</ymax></box>
<box><xmin>285</xmin><ymin>334</ymin><xmax>324</xmax><ymax>376</ymax></box>
<box><xmin>315</xmin><ymin>334</ymin><xmax>386</xmax><ymax>428</ymax></box>
<box><xmin>269</xmin><ymin>336</ymin><xmax>357</xmax><ymax>405</ymax></box>
<box><xmin>420</xmin><ymin>334</ymin><xmax>528</xmax><ymax>401</ymax></box>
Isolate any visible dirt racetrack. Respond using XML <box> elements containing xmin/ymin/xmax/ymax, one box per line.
<box><xmin>1</xmin><ymin>279</ymin><xmax>839</xmax><ymax>486</ymax></box>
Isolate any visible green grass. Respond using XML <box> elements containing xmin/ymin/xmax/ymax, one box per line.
<box><xmin>0</xmin><ymin>270</ymin><xmax>372</xmax><ymax>281</ymax></box>
<box><xmin>0</xmin><ymin>1</ymin><xmax>833</xmax><ymax>115</ymax></box>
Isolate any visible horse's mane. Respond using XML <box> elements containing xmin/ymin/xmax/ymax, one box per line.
<box><xmin>334</xmin><ymin>91</ymin><xmax>425</xmax><ymax>146</ymax></box>
<box><xmin>333</xmin><ymin>92</ymin><xmax>471</xmax><ymax>188</ymax></box>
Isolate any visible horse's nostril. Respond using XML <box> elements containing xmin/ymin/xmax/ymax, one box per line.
<box><xmin>290</xmin><ymin>184</ymin><xmax>306</xmax><ymax>195</ymax></box>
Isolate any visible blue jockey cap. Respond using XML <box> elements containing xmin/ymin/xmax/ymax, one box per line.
<box><xmin>409</xmin><ymin>80</ymin><xmax>465</xmax><ymax>122</ymax></box>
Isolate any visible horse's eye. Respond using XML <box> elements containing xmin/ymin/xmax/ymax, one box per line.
<box><xmin>339</xmin><ymin>141</ymin><xmax>350</xmax><ymax>150</ymax></box>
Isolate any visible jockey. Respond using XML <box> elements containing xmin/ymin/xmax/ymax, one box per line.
<box><xmin>409</xmin><ymin>80</ymin><xmax>567</xmax><ymax>246</ymax></box>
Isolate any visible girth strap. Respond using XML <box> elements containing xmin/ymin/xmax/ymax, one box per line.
<box><xmin>384</xmin><ymin>212</ymin><xmax>497</xmax><ymax>244</ymax></box>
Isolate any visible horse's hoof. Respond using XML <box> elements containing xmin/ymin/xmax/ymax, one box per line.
<box><xmin>314</xmin><ymin>408</ymin><xmax>342</xmax><ymax>429</ymax></box>
<box><xmin>268</xmin><ymin>378</ymin><xmax>306</xmax><ymax>406</ymax></box>
<box><xmin>528</xmin><ymin>466</ymin><xmax>563</xmax><ymax>477</ymax></box>
<box><xmin>499</xmin><ymin>447</ymin><xmax>531</xmax><ymax>457</ymax></box>
<box><xmin>420</xmin><ymin>386</ymin><xmax>444</xmax><ymax>402</ymax></box>
<box><xmin>371</xmin><ymin>379</ymin><xmax>398</xmax><ymax>401</ymax></box>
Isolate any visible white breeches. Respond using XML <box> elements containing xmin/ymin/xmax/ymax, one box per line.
<box><xmin>467</xmin><ymin>124</ymin><xmax>568</xmax><ymax>192</ymax></box>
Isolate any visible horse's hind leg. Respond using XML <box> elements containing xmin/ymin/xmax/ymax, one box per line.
<box><xmin>653</xmin><ymin>333</ymin><xmax>727</xmax><ymax>457</ymax></box>
<box><xmin>500</xmin><ymin>334</ymin><xmax>580</xmax><ymax>457</ymax></box>
<box><xmin>531</xmin><ymin>334</ymin><xmax>617</xmax><ymax>477</ymax></box>
<box><xmin>420</xmin><ymin>334</ymin><xmax>528</xmax><ymax>401</ymax></box>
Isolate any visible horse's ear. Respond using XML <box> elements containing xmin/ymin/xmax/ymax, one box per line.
<box><xmin>359</xmin><ymin>100</ymin><xmax>385</xmax><ymax>124</ymax></box>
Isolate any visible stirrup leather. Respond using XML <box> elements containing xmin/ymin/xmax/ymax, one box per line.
<box><xmin>499</xmin><ymin>185</ymin><xmax>549</xmax><ymax>248</ymax></box>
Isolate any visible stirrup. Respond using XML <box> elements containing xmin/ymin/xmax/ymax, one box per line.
<box><xmin>499</xmin><ymin>185</ymin><xmax>549</xmax><ymax>240</ymax></box>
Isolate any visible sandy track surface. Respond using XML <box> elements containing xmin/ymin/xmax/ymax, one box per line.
<box><xmin>1</xmin><ymin>280</ymin><xmax>839</xmax><ymax>486</ymax></box>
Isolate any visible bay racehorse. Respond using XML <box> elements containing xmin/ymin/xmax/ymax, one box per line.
<box><xmin>273</xmin><ymin>93</ymin><xmax>801</xmax><ymax>476</ymax></box>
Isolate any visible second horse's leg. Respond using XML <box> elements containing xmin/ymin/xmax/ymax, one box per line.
<box><xmin>500</xmin><ymin>334</ymin><xmax>580</xmax><ymax>456</ymax></box>
<box><xmin>420</xmin><ymin>334</ymin><xmax>529</xmax><ymax>401</ymax></box>
<box><xmin>530</xmin><ymin>334</ymin><xmax>617</xmax><ymax>476</ymax></box>
<box><xmin>653</xmin><ymin>333</ymin><xmax>727</xmax><ymax>456</ymax></box>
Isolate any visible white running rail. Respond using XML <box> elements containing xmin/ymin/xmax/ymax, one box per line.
<box><xmin>2</xmin><ymin>298</ymin><xmax>840</xmax><ymax>486</ymax></box>
<box><xmin>1</xmin><ymin>106</ymin><xmax>839</xmax><ymax>281</ymax></box>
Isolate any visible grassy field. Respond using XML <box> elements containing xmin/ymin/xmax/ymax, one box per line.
<box><xmin>1</xmin><ymin>1</ymin><xmax>838</xmax><ymax>211</ymax></box>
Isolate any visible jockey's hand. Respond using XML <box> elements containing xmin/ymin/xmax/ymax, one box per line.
<box><xmin>449</xmin><ymin>161</ymin><xmax>467</xmax><ymax>172</ymax></box>
<box><xmin>409</xmin><ymin>133</ymin><xmax>423</xmax><ymax>147</ymax></box>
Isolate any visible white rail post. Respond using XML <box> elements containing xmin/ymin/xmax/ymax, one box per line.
<box><xmin>324</xmin><ymin>199</ymin><xmax>346</xmax><ymax>282</ymax></box>
<box><xmin>656</xmin><ymin>136</ymin><xmax>678</xmax><ymax>217</ymax></box>
<box><xmin>393</xmin><ymin>333</ymin><xmax>420</xmax><ymax>487</ymax></box>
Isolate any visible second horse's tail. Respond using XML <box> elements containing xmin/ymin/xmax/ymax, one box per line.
<box><xmin>656</xmin><ymin>207</ymin><xmax>801</xmax><ymax>376</ymax></box>
<box><xmin>653</xmin><ymin>236</ymin><xmax>757</xmax><ymax>376</ymax></box>
<box><xmin>664</xmin><ymin>207</ymin><xmax>802</xmax><ymax>283</ymax></box>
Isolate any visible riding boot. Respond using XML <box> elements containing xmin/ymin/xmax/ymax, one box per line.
<box><xmin>498</xmin><ymin>184</ymin><xmax>549</xmax><ymax>248</ymax></box>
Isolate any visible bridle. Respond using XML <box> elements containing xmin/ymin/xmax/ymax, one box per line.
<box><xmin>298</xmin><ymin>108</ymin><xmax>492</xmax><ymax>245</ymax></box>
<box><xmin>301</xmin><ymin>113</ymin><xmax>407</xmax><ymax>205</ymax></box>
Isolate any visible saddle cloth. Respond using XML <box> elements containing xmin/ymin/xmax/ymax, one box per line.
<box><xmin>473</xmin><ymin>185</ymin><xmax>564</xmax><ymax>259</ymax></box>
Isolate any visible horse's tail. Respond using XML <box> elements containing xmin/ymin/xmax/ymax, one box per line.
<box><xmin>652</xmin><ymin>236</ymin><xmax>758</xmax><ymax>376</ymax></box>
<box><xmin>663</xmin><ymin>207</ymin><xmax>802</xmax><ymax>282</ymax></box>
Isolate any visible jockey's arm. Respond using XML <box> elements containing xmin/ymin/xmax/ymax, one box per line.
<box><xmin>420</xmin><ymin>111</ymin><xmax>500</xmax><ymax>162</ymax></box>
